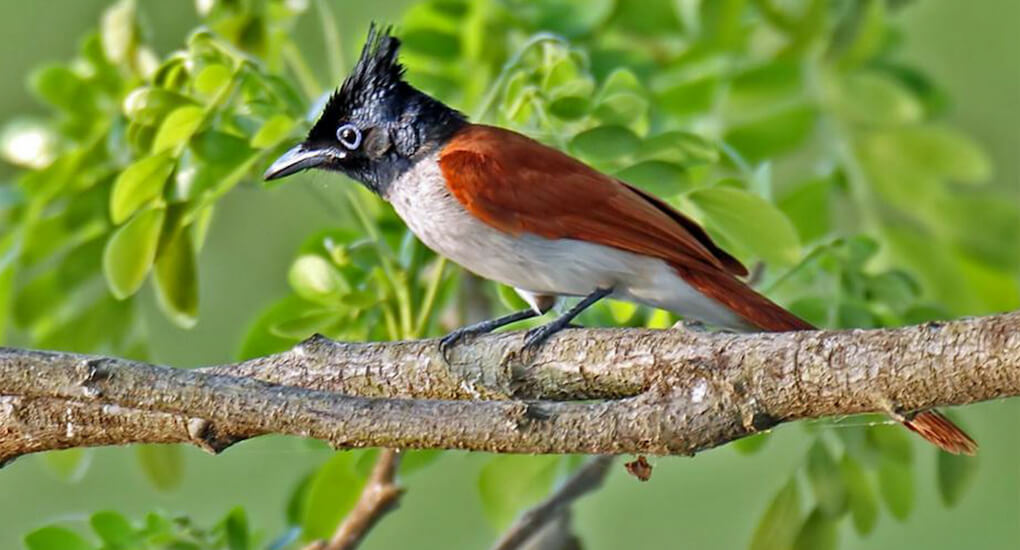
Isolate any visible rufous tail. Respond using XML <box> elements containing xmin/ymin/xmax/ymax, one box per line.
<box><xmin>902</xmin><ymin>410</ymin><xmax>977</xmax><ymax>455</ymax></box>
<box><xmin>682</xmin><ymin>269</ymin><xmax>978</xmax><ymax>455</ymax></box>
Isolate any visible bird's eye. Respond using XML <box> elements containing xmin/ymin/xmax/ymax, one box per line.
<box><xmin>336</xmin><ymin>124</ymin><xmax>362</xmax><ymax>150</ymax></box>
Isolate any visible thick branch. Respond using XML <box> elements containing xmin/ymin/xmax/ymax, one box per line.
<box><xmin>1</xmin><ymin>312</ymin><xmax>1018</xmax><ymax>464</ymax></box>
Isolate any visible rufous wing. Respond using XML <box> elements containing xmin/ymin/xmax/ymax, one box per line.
<box><xmin>439</xmin><ymin>124</ymin><xmax>745</xmax><ymax>277</ymax></box>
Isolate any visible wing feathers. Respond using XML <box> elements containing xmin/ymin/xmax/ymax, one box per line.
<box><xmin>440</xmin><ymin>125</ymin><xmax>739</xmax><ymax>276</ymax></box>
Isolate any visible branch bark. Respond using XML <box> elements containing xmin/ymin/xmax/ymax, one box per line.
<box><xmin>1</xmin><ymin>312</ymin><xmax>1018</xmax><ymax>464</ymax></box>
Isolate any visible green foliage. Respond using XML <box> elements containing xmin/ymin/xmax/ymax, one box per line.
<box><xmin>749</xmin><ymin>478</ymin><xmax>801</xmax><ymax>550</ymax></box>
<box><xmin>40</xmin><ymin>449</ymin><xmax>93</xmax><ymax>483</ymax></box>
<box><xmin>135</xmin><ymin>445</ymin><xmax>184</xmax><ymax>492</ymax></box>
<box><xmin>25</xmin><ymin>508</ymin><xmax>257</xmax><ymax>550</ymax></box>
<box><xmin>2</xmin><ymin>0</ymin><xmax>1009</xmax><ymax>547</ymax></box>
<box><xmin>478</xmin><ymin>454</ymin><xmax>561</xmax><ymax>529</ymax></box>
<box><xmin>299</xmin><ymin>451</ymin><xmax>369</xmax><ymax>541</ymax></box>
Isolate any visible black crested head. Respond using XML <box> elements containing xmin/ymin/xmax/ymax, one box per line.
<box><xmin>273</xmin><ymin>24</ymin><xmax>466</xmax><ymax>194</ymax></box>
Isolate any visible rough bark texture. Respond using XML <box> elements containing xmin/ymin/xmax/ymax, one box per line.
<box><xmin>1</xmin><ymin>311</ymin><xmax>1018</xmax><ymax>464</ymax></box>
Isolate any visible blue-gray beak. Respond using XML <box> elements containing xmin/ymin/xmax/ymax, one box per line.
<box><xmin>263</xmin><ymin>144</ymin><xmax>345</xmax><ymax>181</ymax></box>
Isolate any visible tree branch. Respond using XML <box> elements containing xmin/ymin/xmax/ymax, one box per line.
<box><xmin>1</xmin><ymin>312</ymin><xmax>1018</xmax><ymax>464</ymax></box>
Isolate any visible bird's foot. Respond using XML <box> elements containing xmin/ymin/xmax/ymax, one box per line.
<box><xmin>438</xmin><ymin>325</ymin><xmax>486</xmax><ymax>363</ymax></box>
<box><xmin>438</xmin><ymin>309</ymin><xmax>543</xmax><ymax>364</ymax></box>
<box><xmin>520</xmin><ymin>321</ymin><xmax>571</xmax><ymax>358</ymax></box>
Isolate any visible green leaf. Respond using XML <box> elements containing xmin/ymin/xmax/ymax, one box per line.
<box><xmin>792</xmin><ymin>508</ymin><xmax>838</xmax><ymax>550</ymax></box>
<box><xmin>135</xmin><ymin>444</ymin><xmax>184</xmax><ymax>491</ymax></box>
<box><xmin>110</xmin><ymin>152</ymin><xmax>174</xmax><ymax>224</ymax></box>
<box><xmin>251</xmin><ymin>114</ymin><xmax>296</xmax><ymax>149</ymax></box>
<box><xmin>31</xmin><ymin>64</ymin><xmax>90</xmax><ymax>112</ymax></box>
<box><xmin>153</xmin><ymin>227</ymin><xmax>199</xmax><ymax>328</ymax></box>
<box><xmin>687</xmin><ymin>186</ymin><xmax>801</xmax><ymax>266</ymax></box>
<box><xmin>877</xmin><ymin>455</ymin><xmax>914</xmax><ymax>520</ymax></box>
<box><xmin>220</xmin><ymin>507</ymin><xmax>249</xmax><ymax>550</ymax></box>
<box><xmin>0</xmin><ymin>234</ymin><xmax>17</xmax><ymax>343</ymax></box>
<box><xmin>549</xmin><ymin>96</ymin><xmax>590</xmax><ymax>120</ymax></box>
<box><xmin>733</xmin><ymin>432</ymin><xmax>770</xmax><ymax>455</ymax></box>
<box><xmin>24</xmin><ymin>526</ymin><xmax>95</xmax><ymax>550</ymax></box>
<box><xmin>101</xmin><ymin>0</ymin><xmax>137</xmax><ymax>64</ymax></box>
<box><xmin>400</xmin><ymin>450</ymin><xmax>443</xmax><ymax>476</ymax></box>
<box><xmin>401</xmin><ymin>28</ymin><xmax>460</xmax><ymax>59</ymax></box>
<box><xmin>194</xmin><ymin>64</ymin><xmax>232</xmax><ymax>97</ymax></box>
<box><xmin>860</xmin><ymin>125</ymin><xmax>992</xmax><ymax>185</ymax></box>
<box><xmin>611</xmin><ymin>0</ymin><xmax>681</xmax><ymax>34</ymax></box>
<box><xmin>103</xmin><ymin>206</ymin><xmax>165</xmax><ymax>299</ymax></box>
<box><xmin>806</xmin><ymin>441</ymin><xmax>847</xmax><ymax>518</ymax></box>
<box><xmin>749</xmin><ymin>478</ymin><xmax>801</xmax><ymax>550</ymax></box>
<box><xmin>937</xmin><ymin>450</ymin><xmax>977</xmax><ymax>507</ymax></box>
<box><xmin>867</xmin><ymin>425</ymin><xmax>913</xmax><ymax>465</ymax></box>
<box><xmin>840</xmin><ymin>454</ymin><xmax>878</xmax><ymax>535</ymax></box>
<box><xmin>180</xmin><ymin>131</ymin><xmax>258</xmax><ymax>200</ymax></box>
<box><xmin>301</xmin><ymin>451</ymin><xmax>367</xmax><ymax>540</ymax></box>
<box><xmin>288</xmin><ymin>255</ymin><xmax>348</xmax><ymax>304</ymax></box>
<box><xmin>497</xmin><ymin>284</ymin><xmax>529</xmax><ymax>311</ymax></box>
<box><xmin>837</xmin><ymin>0</ymin><xmax>886</xmax><ymax>68</ymax></box>
<box><xmin>615</xmin><ymin>161</ymin><xmax>688</xmax><ymax>197</ymax></box>
<box><xmin>636</xmin><ymin>131</ymin><xmax>718</xmax><ymax>165</ymax></box>
<box><xmin>123</xmin><ymin>87</ymin><xmax>196</xmax><ymax>126</ymax></box>
<box><xmin>41</xmin><ymin>448</ymin><xmax>93</xmax><ymax>483</ymax></box>
<box><xmin>828</xmin><ymin>72</ymin><xmax>922</xmax><ymax>126</ymax></box>
<box><xmin>608</xmin><ymin>300</ymin><xmax>637</xmax><ymax>324</ymax></box>
<box><xmin>90</xmin><ymin>511</ymin><xmax>136</xmax><ymax>547</ymax></box>
<box><xmin>727</xmin><ymin>61</ymin><xmax>803</xmax><ymax>113</ymax></box>
<box><xmin>270</xmin><ymin>309</ymin><xmax>342</xmax><ymax>340</ymax></box>
<box><xmin>238</xmin><ymin>296</ymin><xmax>308</xmax><ymax>360</ymax></box>
<box><xmin>777</xmin><ymin>177</ymin><xmax>831</xmax><ymax>243</ymax></box>
<box><xmin>478</xmin><ymin>455</ymin><xmax>561</xmax><ymax>529</ymax></box>
<box><xmin>595</xmin><ymin>92</ymin><xmax>649</xmax><ymax>128</ymax></box>
<box><xmin>152</xmin><ymin>106</ymin><xmax>205</xmax><ymax>153</ymax></box>
<box><xmin>569</xmin><ymin>125</ymin><xmax>641</xmax><ymax>161</ymax></box>
<box><xmin>724</xmin><ymin>105</ymin><xmax>816</xmax><ymax>163</ymax></box>
<box><xmin>656</xmin><ymin>73</ymin><xmax>718</xmax><ymax>117</ymax></box>
<box><xmin>286</xmin><ymin>472</ymin><xmax>314</xmax><ymax>525</ymax></box>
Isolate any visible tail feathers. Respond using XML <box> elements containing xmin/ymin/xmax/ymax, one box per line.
<box><xmin>677</xmin><ymin>268</ymin><xmax>815</xmax><ymax>332</ymax></box>
<box><xmin>677</xmin><ymin>267</ymin><xmax>978</xmax><ymax>455</ymax></box>
<box><xmin>903</xmin><ymin>410</ymin><xmax>978</xmax><ymax>455</ymax></box>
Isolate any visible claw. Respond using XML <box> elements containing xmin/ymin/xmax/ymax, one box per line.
<box><xmin>437</xmin><ymin>308</ymin><xmax>542</xmax><ymax>364</ymax></box>
<box><xmin>438</xmin><ymin>328</ymin><xmax>471</xmax><ymax>363</ymax></box>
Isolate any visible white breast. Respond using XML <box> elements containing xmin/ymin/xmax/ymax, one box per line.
<box><xmin>384</xmin><ymin>154</ymin><xmax>748</xmax><ymax>329</ymax></box>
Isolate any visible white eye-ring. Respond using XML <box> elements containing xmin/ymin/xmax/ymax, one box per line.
<box><xmin>336</xmin><ymin>124</ymin><xmax>362</xmax><ymax>150</ymax></box>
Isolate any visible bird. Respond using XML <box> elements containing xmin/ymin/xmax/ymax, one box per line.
<box><xmin>263</xmin><ymin>25</ymin><xmax>976</xmax><ymax>455</ymax></box>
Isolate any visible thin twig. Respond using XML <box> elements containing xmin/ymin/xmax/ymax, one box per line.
<box><xmin>303</xmin><ymin>449</ymin><xmax>404</xmax><ymax>550</ymax></box>
<box><xmin>492</xmin><ymin>456</ymin><xmax>614</xmax><ymax>550</ymax></box>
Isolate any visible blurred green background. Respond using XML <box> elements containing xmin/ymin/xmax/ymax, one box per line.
<box><xmin>0</xmin><ymin>1</ymin><xmax>1017</xmax><ymax>549</ymax></box>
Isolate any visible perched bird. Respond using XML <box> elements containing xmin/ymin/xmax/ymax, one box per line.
<box><xmin>264</xmin><ymin>25</ymin><xmax>976</xmax><ymax>455</ymax></box>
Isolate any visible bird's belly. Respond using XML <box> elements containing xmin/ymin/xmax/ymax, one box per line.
<box><xmin>385</xmin><ymin>155</ymin><xmax>746</xmax><ymax>328</ymax></box>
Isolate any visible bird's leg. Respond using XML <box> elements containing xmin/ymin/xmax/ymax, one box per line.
<box><xmin>522</xmin><ymin>287</ymin><xmax>612</xmax><ymax>352</ymax></box>
<box><xmin>439</xmin><ymin>308</ymin><xmax>540</xmax><ymax>359</ymax></box>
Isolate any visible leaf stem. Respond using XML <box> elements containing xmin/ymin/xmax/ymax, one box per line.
<box><xmin>472</xmin><ymin>33</ymin><xmax>567</xmax><ymax>122</ymax></box>
<box><xmin>282</xmin><ymin>42</ymin><xmax>324</xmax><ymax>101</ymax></box>
<box><xmin>413</xmin><ymin>257</ymin><xmax>447</xmax><ymax>337</ymax></box>
<box><xmin>314</xmin><ymin>0</ymin><xmax>345</xmax><ymax>84</ymax></box>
